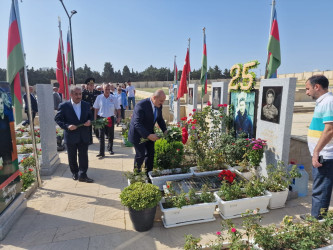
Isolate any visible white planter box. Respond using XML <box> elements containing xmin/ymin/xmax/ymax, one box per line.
<box><xmin>160</xmin><ymin>198</ymin><xmax>218</xmax><ymax>228</ymax></box>
<box><xmin>214</xmin><ymin>191</ymin><xmax>271</xmax><ymax>219</ymax></box>
<box><xmin>148</xmin><ymin>168</ymin><xmax>193</xmax><ymax>190</ymax></box>
<box><xmin>268</xmin><ymin>188</ymin><xmax>289</xmax><ymax>209</ymax></box>
<box><xmin>190</xmin><ymin>166</ymin><xmax>227</xmax><ymax>177</ymax></box>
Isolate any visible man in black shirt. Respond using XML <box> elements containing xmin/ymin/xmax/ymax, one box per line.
<box><xmin>82</xmin><ymin>78</ymin><xmax>101</xmax><ymax>144</ymax></box>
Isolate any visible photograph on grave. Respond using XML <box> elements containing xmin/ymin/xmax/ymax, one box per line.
<box><xmin>188</xmin><ymin>87</ymin><xmax>193</xmax><ymax>105</ymax></box>
<box><xmin>169</xmin><ymin>84</ymin><xmax>174</xmax><ymax>112</ymax></box>
<box><xmin>261</xmin><ymin>86</ymin><xmax>283</xmax><ymax>124</ymax></box>
<box><xmin>173</xmin><ymin>86</ymin><xmax>178</xmax><ymax>101</ymax></box>
<box><xmin>0</xmin><ymin>82</ymin><xmax>22</xmax><ymax>214</ymax></box>
<box><xmin>212</xmin><ymin>87</ymin><xmax>221</xmax><ymax>110</ymax></box>
<box><xmin>230</xmin><ymin>90</ymin><xmax>258</xmax><ymax>139</ymax></box>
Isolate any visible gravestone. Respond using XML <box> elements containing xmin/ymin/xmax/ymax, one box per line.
<box><xmin>36</xmin><ymin>84</ymin><xmax>60</xmax><ymax>175</ymax></box>
<box><xmin>256</xmin><ymin>78</ymin><xmax>297</xmax><ymax>176</ymax></box>
<box><xmin>188</xmin><ymin>83</ymin><xmax>198</xmax><ymax>112</ymax></box>
<box><xmin>211</xmin><ymin>82</ymin><xmax>229</xmax><ymax>109</ymax></box>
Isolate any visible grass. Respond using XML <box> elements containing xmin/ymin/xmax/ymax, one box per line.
<box><xmin>137</xmin><ymin>87</ymin><xmax>169</xmax><ymax>93</ymax></box>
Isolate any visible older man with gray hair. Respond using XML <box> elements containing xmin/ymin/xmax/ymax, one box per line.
<box><xmin>55</xmin><ymin>85</ymin><xmax>94</xmax><ymax>183</ymax></box>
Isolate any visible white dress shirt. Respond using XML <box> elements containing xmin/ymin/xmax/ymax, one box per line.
<box><xmin>71</xmin><ymin>99</ymin><xmax>81</xmax><ymax>120</ymax></box>
<box><xmin>93</xmin><ymin>94</ymin><xmax>120</xmax><ymax>118</ymax></box>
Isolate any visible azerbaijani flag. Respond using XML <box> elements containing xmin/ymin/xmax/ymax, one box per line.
<box><xmin>7</xmin><ymin>0</ymin><xmax>25</xmax><ymax>124</ymax></box>
<box><xmin>66</xmin><ymin>29</ymin><xmax>72</xmax><ymax>86</ymax></box>
<box><xmin>177</xmin><ymin>48</ymin><xmax>190</xmax><ymax>99</ymax></box>
<box><xmin>200</xmin><ymin>32</ymin><xmax>207</xmax><ymax>97</ymax></box>
<box><xmin>265</xmin><ymin>6</ymin><xmax>281</xmax><ymax>79</ymax></box>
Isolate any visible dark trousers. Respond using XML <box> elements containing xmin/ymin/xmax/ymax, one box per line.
<box><xmin>133</xmin><ymin>140</ymin><xmax>155</xmax><ymax>174</ymax></box>
<box><xmin>99</xmin><ymin>116</ymin><xmax>115</xmax><ymax>155</ymax></box>
<box><xmin>88</xmin><ymin>125</ymin><xmax>93</xmax><ymax>144</ymax></box>
<box><xmin>311</xmin><ymin>159</ymin><xmax>333</xmax><ymax>219</ymax></box>
<box><xmin>120</xmin><ymin>105</ymin><xmax>125</xmax><ymax>120</ymax></box>
<box><xmin>67</xmin><ymin>142</ymin><xmax>89</xmax><ymax>178</ymax></box>
<box><xmin>23</xmin><ymin>111</ymin><xmax>36</xmax><ymax>126</ymax></box>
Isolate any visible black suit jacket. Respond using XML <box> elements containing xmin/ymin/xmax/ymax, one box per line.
<box><xmin>23</xmin><ymin>93</ymin><xmax>38</xmax><ymax>112</ymax></box>
<box><xmin>128</xmin><ymin>98</ymin><xmax>167</xmax><ymax>144</ymax></box>
<box><xmin>54</xmin><ymin>100</ymin><xmax>92</xmax><ymax>144</ymax></box>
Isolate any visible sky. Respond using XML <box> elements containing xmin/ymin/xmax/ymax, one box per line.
<box><xmin>0</xmin><ymin>0</ymin><xmax>333</xmax><ymax>78</ymax></box>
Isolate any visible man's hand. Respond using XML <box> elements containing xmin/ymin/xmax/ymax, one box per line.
<box><xmin>84</xmin><ymin>120</ymin><xmax>91</xmax><ymax>126</ymax></box>
<box><xmin>147</xmin><ymin>134</ymin><xmax>159</xmax><ymax>141</ymax></box>
<box><xmin>68</xmin><ymin>125</ymin><xmax>77</xmax><ymax>131</ymax></box>
<box><xmin>164</xmin><ymin>130</ymin><xmax>168</xmax><ymax>136</ymax></box>
<box><xmin>312</xmin><ymin>152</ymin><xmax>323</xmax><ymax>168</ymax></box>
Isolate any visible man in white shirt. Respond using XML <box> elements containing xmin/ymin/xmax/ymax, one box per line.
<box><xmin>93</xmin><ymin>83</ymin><xmax>121</xmax><ymax>157</ymax></box>
<box><xmin>126</xmin><ymin>80</ymin><xmax>136</xmax><ymax>110</ymax></box>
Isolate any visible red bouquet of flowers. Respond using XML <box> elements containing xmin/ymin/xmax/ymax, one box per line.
<box><xmin>218</xmin><ymin>170</ymin><xmax>236</xmax><ymax>184</ymax></box>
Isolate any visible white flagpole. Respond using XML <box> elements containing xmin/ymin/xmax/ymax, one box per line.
<box><xmin>14</xmin><ymin>0</ymin><xmax>41</xmax><ymax>187</ymax></box>
<box><xmin>201</xmin><ymin>27</ymin><xmax>205</xmax><ymax>111</ymax></box>
<box><xmin>58</xmin><ymin>17</ymin><xmax>68</xmax><ymax>100</ymax></box>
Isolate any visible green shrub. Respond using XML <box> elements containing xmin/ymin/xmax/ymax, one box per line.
<box><xmin>120</xmin><ymin>182</ymin><xmax>162</xmax><ymax>211</ymax></box>
<box><xmin>154</xmin><ymin>139</ymin><xmax>184</xmax><ymax>169</ymax></box>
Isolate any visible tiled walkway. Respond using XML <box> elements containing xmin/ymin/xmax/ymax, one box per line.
<box><xmin>0</xmin><ymin>126</ymin><xmax>319</xmax><ymax>250</ymax></box>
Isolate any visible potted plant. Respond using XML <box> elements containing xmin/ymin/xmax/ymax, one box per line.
<box><xmin>214</xmin><ymin>176</ymin><xmax>271</xmax><ymax>219</ymax></box>
<box><xmin>160</xmin><ymin>184</ymin><xmax>217</xmax><ymax>228</ymax></box>
<box><xmin>264</xmin><ymin>161</ymin><xmax>301</xmax><ymax>209</ymax></box>
<box><xmin>148</xmin><ymin>127</ymin><xmax>192</xmax><ymax>190</ymax></box>
<box><xmin>120</xmin><ymin>182</ymin><xmax>162</xmax><ymax>232</ymax></box>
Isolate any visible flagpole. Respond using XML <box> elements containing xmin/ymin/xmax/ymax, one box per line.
<box><xmin>201</xmin><ymin>27</ymin><xmax>205</xmax><ymax>111</ymax></box>
<box><xmin>14</xmin><ymin>0</ymin><xmax>42</xmax><ymax>187</ymax></box>
<box><xmin>265</xmin><ymin>0</ymin><xmax>276</xmax><ymax>78</ymax></box>
<box><xmin>58</xmin><ymin>17</ymin><xmax>68</xmax><ymax>100</ymax></box>
<box><xmin>187</xmin><ymin>38</ymin><xmax>191</xmax><ymax>105</ymax></box>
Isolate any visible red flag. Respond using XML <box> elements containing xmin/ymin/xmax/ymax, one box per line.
<box><xmin>177</xmin><ymin>48</ymin><xmax>190</xmax><ymax>99</ymax></box>
<box><xmin>56</xmin><ymin>37</ymin><xmax>68</xmax><ymax>99</ymax></box>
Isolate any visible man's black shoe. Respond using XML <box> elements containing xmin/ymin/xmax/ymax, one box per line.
<box><xmin>96</xmin><ymin>153</ymin><xmax>104</xmax><ymax>158</ymax></box>
<box><xmin>79</xmin><ymin>177</ymin><xmax>94</xmax><ymax>183</ymax></box>
<box><xmin>72</xmin><ymin>173</ymin><xmax>78</xmax><ymax>181</ymax></box>
<box><xmin>109</xmin><ymin>151</ymin><xmax>114</xmax><ymax>155</ymax></box>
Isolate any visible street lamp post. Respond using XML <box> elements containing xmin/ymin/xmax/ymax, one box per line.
<box><xmin>59</xmin><ymin>0</ymin><xmax>77</xmax><ymax>85</ymax></box>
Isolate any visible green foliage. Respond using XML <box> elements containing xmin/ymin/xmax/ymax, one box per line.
<box><xmin>218</xmin><ymin>133</ymin><xmax>248</xmax><ymax>167</ymax></box>
<box><xmin>154</xmin><ymin>139</ymin><xmax>184</xmax><ymax>169</ymax></box>
<box><xmin>264</xmin><ymin>161</ymin><xmax>301</xmax><ymax>192</ymax></box>
<box><xmin>164</xmin><ymin>126</ymin><xmax>182</xmax><ymax>143</ymax></box>
<box><xmin>20</xmin><ymin>156</ymin><xmax>36</xmax><ymax>168</ymax></box>
<box><xmin>164</xmin><ymin>184</ymin><xmax>215</xmax><ymax>209</ymax></box>
<box><xmin>18</xmin><ymin>145</ymin><xmax>34</xmax><ymax>154</ymax></box>
<box><xmin>123</xmin><ymin>169</ymin><xmax>147</xmax><ymax>184</ymax></box>
<box><xmin>120</xmin><ymin>182</ymin><xmax>162</xmax><ymax>211</ymax></box>
<box><xmin>20</xmin><ymin>168</ymin><xmax>35</xmax><ymax>191</ymax></box>
<box><xmin>16</xmin><ymin>137</ymin><xmax>41</xmax><ymax>145</ymax></box>
<box><xmin>184</xmin><ymin>234</ymin><xmax>202</xmax><ymax>250</ymax></box>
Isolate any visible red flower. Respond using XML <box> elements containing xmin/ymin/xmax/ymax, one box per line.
<box><xmin>231</xmin><ymin>228</ymin><xmax>236</xmax><ymax>233</ymax></box>
<box><xmin>28</xmin><ymin>168</ymin><xmax>33</xmax><ymax>172</ymax></box>
<box><xmin>218</xmin><ymin>170</ymin><xmax>236</xmax><ymax>183</ymax></box>
<box><xmin>218</xmin><ymin>104</ymin><xmax>223</xmax><ymax>107</ymax></box>
<box><xmin>181</xmin><ymin>117</ymin><xmax>187</xmax><ymax>121</ymax></box>
<box><xmin>167</xmin><ymin>185</ymin><xmax>170</xmax><ymax>189</ymax></box>
<box><xmin>19</xmin><ymin>172</ymin><xmax>22</xmax><ymax>176</ymax></box>
<box><xmin>182</xmin><ymin>127</ymin><xmax>188</xmax><ymax>145</ymax></box>
<box><xmin>189</xmin><ymin>113</ymin><xmax>192</xmax><ymax>116</ymax></box>
<box><xmin>192</xmin><ymin>109</ymin><xmax>196</xmax><ymax>112</ymax></box>
<box><xmin>107</xmin><ymin>117</ymin><xmax>112</xmax><ymax>127</ymax></box>
<box><xmin>223</xmin><ymin>104</ymin><xmax>228</xmax><ymax>107</ymax></box>
<box><xmin>191</xmin><ymin>119</ymin><xmax>197</xmax><ymax>125</ymax></box>
<box><xmin>176</xmin><ymin>149</ymin><xmax>180</xmax><ymax>152</ymax></box>
<box><xmin>207</xmin><ymin>101</ymin><xmax>211</xmax><ymax>106</ymax></box>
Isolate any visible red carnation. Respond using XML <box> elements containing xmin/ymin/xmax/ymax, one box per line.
<box><xmin>182</xmin><ymin>127</ymin><xmax>188</xmax><ymax>145</ymax></box>
<box><xmin>107</xmin><ymin>117</ymin><xmax>112</xmax><ymax>127</ymax></box>
<box><xmin>181</xmin><ymin>117</ymin><xmax>187</xmax><ymax>121</ymax></box>
<box><xmin>207</xmin><ymin>101</ymin><xmax>211</xmax><ymax>106</ymax></box>
<box><xmin>218</xmin><ymin>104</ymin><xmax>223</xmax><ymax>107</ymax></box>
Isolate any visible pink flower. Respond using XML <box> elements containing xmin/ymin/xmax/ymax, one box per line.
<box><xmin>231</xmin><ymin>228</ymin><xmax>236</xmax><ymax>233</ymax></box>
<box><xmin>207</xmin><ymin>101</ymin><xmax>211</xmax><ymax>106</ymax></box>
<box><xmin>191</xmin><ymin>126</ymin><xmax>196</xmax><ymax>130</ymax></box>
<box><xmin>216</xmin><ymin>231</ymin><xmax>221</xmax><ymax>236</ymax></box>
<box><xmin>189</xmin><ymin>113</ymin><xmax>192</xmax><ymax>116</ymax></box>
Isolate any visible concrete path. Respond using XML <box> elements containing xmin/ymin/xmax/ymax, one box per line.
<box><xmin>0</xmin><ymin>126</ymin><xmax>322</xmax><ymax>250</ymax></box>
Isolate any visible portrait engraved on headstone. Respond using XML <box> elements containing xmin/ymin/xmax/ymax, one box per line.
<box><xmin>212</xmin><ymin>87</ymin><xmax>221</xmax><ymax>110</ymax></box>
<box><xmin>230</xmin><ymin>91</ymin><xmax>258</xmax><ymax>139</ymax></box>
<box><xmin>188</xmin><ymin>87</ymin><xmax>193</xmax><ymax>105</ymax></box>
<box><xmin>261</xmin><ymin>86</ymin><xmax>283</xmax><ymax>124</ymax></box>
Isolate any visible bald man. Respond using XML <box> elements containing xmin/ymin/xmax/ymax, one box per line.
<box><xmin>128</xmin><ymin>90</ymin><xmax>167</xmax><ymax>178</ymax></box>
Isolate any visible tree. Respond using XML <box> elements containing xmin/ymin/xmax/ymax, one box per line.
<box><xmin>122</xmin><ymin>65</ymin><xmax>131</xmax><ymax>82</ymax></box>
<box><xmin>222</xmin><ymin>68</ymin><xmax>231</xmax><ymax>79</ymax></box>
<box><xmin>102</xmin><ymin>62</ymin><xmax>114</xmax><ymax>82</ymax></box>
<box><xmin>0</xmin><ymin>68</ymin><xmax>6</xmax><ymax>81</ymax></box>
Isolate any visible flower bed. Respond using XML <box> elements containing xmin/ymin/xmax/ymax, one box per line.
<box><xmin>148</xmin><ymin>168</ymin><xmax>192</xmax><ymax>190</ymax></box>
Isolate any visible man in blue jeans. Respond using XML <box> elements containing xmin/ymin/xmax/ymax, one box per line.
<box><xmin>306</xmin><ymin>75</ymin><xmax>333</xmax><ymax>219</ymax></box>
<box><xmin>126</xmin><ymin>80</ymin><xmax>136</xmax><ymax>110</ymax></box>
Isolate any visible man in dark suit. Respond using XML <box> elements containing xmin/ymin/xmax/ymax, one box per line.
<box><xmin>55</xmin><ymin>85</ymin><xmax>94</xmax><ymax>183</ymax></box>
<box><xmin>53</xmin><ymin>86</ymin><xmax>62</xmax><ymax>111</ymax></box>
<box><xmin>22</xmin><ymin>86</ymin><xmax>38</xmax><ymax>126</ymax></box>
<box><xmin>128</xmin><ymin>90</ymin><xmax>167</xmax><ymax>176</ymax></box>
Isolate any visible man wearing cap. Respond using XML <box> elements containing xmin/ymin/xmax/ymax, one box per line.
<box><xmin>93</xmin><ymin>83</ymin><xmax>121</xmax><ymax>157</ymax></box>
<box><xmin>82</xmin><ymin>77</ymin><xmax>101</xmax><ymax>144</ymax></box>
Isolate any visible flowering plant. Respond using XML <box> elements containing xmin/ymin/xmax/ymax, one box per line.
<box><xmin>218</xmin><ymin>170</ymin><xmax>236</xmax><ymax>184</ymax></box>
<box><xmin>77</xmin><ymin>118</ymin><xmax>109</xmax><ymax>130</ymax></box>
<box><xmin>20</xmin><ymin>156</ymin><xmax>36</xmax><ymax>168</ymax></box>
<box><xmin>243</xmin><ymin>138</ymin><xmax>267</xmax><ymax>168</ymax></box>
<box><xmin>20</xmin><ymin>168</ymin><xmax>35</xmax><ymax>191</ymax></box>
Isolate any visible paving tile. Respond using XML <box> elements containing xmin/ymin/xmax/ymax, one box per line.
<box><xmin>25</xmin><ymin>237</ymin><xmax>89</xmax><ymax>250</ymax></box>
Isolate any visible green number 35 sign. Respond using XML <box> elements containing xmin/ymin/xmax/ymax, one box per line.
<box><xmin>228</xmin><ymin>60</ymin><xmax>260</xmax><ymax>92</ymax></box>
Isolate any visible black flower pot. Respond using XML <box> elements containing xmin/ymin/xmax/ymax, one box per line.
<box><xmin>129</xmin><ymin>206</ymin><xmax>157</xmax><ymax>232</ymax></box>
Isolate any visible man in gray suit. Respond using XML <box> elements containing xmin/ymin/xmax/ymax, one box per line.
<box><xmin>53</xmin><ymin>87</ymin><xmax>62</xmax><ymax>110</ymax></box>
